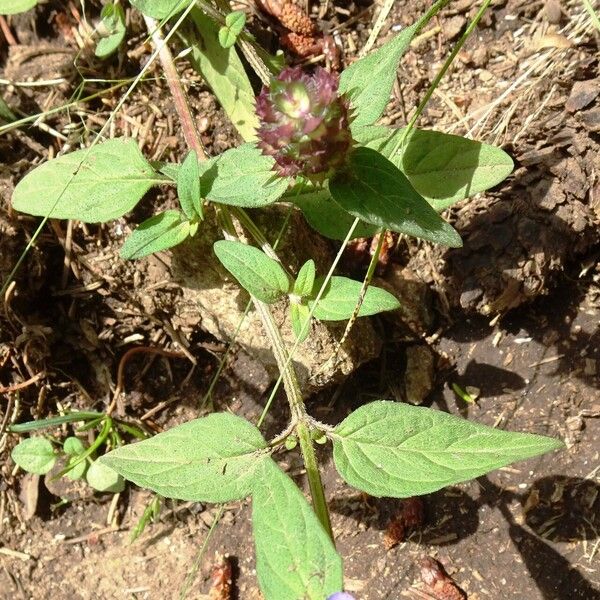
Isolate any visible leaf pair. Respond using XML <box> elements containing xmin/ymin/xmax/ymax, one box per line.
<box><xmin>98</xmin><ymin>404</ymin><xmax>562</xmax><ymax>598</ymax></box>
<box><xmin>100</xmin><ymin>414</ymin><xmax>343</xmax><ymax>599</ymax></box>
<box><xmin>213</xmin><ymin>240</ymin><xmax>400</xmax><ymax>341</ymax></box>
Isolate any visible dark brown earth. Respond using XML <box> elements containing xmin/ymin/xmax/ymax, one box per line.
<box><xmin>1</xmin><ymin>0</ymin><xmax>599</xmax><ymax>599</ymax></box>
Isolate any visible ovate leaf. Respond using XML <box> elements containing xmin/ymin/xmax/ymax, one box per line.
<box><xmin>202</xmin><ymin>144</ymin><xmax>289</xmax><ymax>207</ymax></box>
<box><xmin>339</xmin><ymin>23</ymin><xmax>418</xmax><ymax>127</ymax></box>
<box><xmin>399</xmin><ymin>128</ymin><xmax>514</xmax><ymax>211</ymax></box>
<box><xmin>99</xmin><ymin>413</ymin><xmax>269</xmax><ymax>502</ymax></box>
<box><xmin>292</xmin><ymin>188</ymin><xmax>378</xmax><ymax>241</ymax></box>
<box><xmin>330</xmin><ymin>147</ymin><xmax>462</xmax><ymax>247</ymax></box>
<box><xmin>120</xmin><ymin>210</ymin><xmax>191</xmax><ymax>260</ymax></box>
<box><xmin>129</xmin><ymin>0</ymin><xmax>188</xmax><ymax>19</ymax></box>
<box><xmin>12</xmin><ymin>139</ymin><xmax>162</xmax><ymax>222</ymax></box>
<box><xmin>218</xmin><ymin>10</ymin><xmax>246</xmax><ymax>49</ymax></box>
<box><xmin>95</xmin><ymin>3</ymin><xmax>126</xmax><ymax>58</ymax></box>
<box><xmin>177</xmin><ymin>150</ymin><xmax>203</xmax><ymax>219</ymax></box>
<box><xmin>333</xmin><ymin>401</ymin><xmax>564</xmax><ymax>497</ymax></box>
<box><xmin>11</xmin><ymin>438</ymin><xmax>56</xmax><ymax>475</ymax></box>
<box><xmin>354</xmin><ymin>125</ymin><xmax>514</xmax><ymax>211</ymax></box>
<box><xmin>292</xmin><ymin>260</ymin><xmax>316</xmax><ymax>298</ymax></box>
<box><xmin>0</xmin><ymin>0</ymin><xmax>37</xmax><ymax>15</ymax></box>
<box><xmin>214</xmin><ymin>240</ymin><xmax>290</xmax><ymax>303</ymax></box>
<box><xmin>308</xmin><ymin>276</ymin><xmax>400</xmax><ymax>322</ymax></box>
<box><xmin>86</xmin><ymin>460</ymin><xmax>125</xmax><ymax>493</ymax></box>
<box><xmin>253</xmin><ymin>460</ymin><xmax>343</xmax><ymax>600</ymax></box>
<box><xmin>63</xmin><ymin>436</ymin><xmax>87</xmax><ymax>480</ymax></box>
<box><xmin>187</xmin><ymin>9</ymin><xmax>258</xmax><ymax>142</ymax></box>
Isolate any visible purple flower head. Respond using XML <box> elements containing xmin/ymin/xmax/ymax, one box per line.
<box><xmin>327</xmin><ymin>593</ymin><xmax>356</xmax><ymax>600</ymax></box>
<box><xmin>255</xmin><ymin>67</ymin><xmax>353</xmax><ymax>183</ymax></box>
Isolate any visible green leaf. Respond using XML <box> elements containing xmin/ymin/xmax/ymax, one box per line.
<box><xmin>177</xmin><ymin>150</ymin><xmax>203</xmax><ymax>219</ymax></box>
<box><xmin>63</xmin><ymin>437</ymin><xmax>87</xmax><ymax>480</ymax></box>
<box><xmin>292</xmin><ymin>188</ymin><xmax>379</xmax><ymax>241</ymax></box>
<box><xmin>354</xmin><ymin>125</ymin><xmax>515</xmax><ymax>211</ymax></box>
<box><xmin>399</xmin><ymin>128</ymin><xmax>514</xmax><ymax>211</ymax></box>
<box><xmin>63</xmin><ymin>437</ymin><xmax>85</xmax><ymax>455</ymax></box>
<box><xmin>333</xmin><ymin>401</ymin><xmax>564</xmax><ymax>497</ymax></box>
<box><xmin>0</xmin><ymin>0</ymin><xmax>37</xmax><ymax>15</ymax></box>
<box><xmin>339</xmin><ymin>23</ymin><xmax>418</xmax><ymax>128</ymax></box>
<box><xmin>253</xmin><ymin>460</ymin><xmax>343</xmax><ymax>600</ymax></box>
<box><xmin>308</xmin><ymin>276</ymin><xmax>399</xmax><ymax>322</ymax></box>
<box><xmin>86</xmin><ymin>460</ymin><xmax>125</xmax><ymax>493</ymax></box>
<box><xmin>12</xmin><ymin>139</ymin><xmax>162</xmax><ymax>223</ymax></box>
<box><xmin>11</xmin><ymin>438</ymin><xmax>56</xmax><ymax>475</ymax></box>
<box><xmin>95</xmin><ymin>3</ymin><xmax>126</xmax><ymax>58</ymax></box>
<box><xmin>202</xmin><ymin>144</ymin><xmax>289</xmax><ymax>207</ymax></box>
<box><xmin>120</xmin><ymin>210</ymin><xmax>191</xmax><ymax>260</ymax></box>
<box><xmin>290</xmin><ymin>302</ymin><xmax>311</xmax><ymax>343</ymax></box>
<box><xmin>353</xmin><ymin>124</ymin><xmax>404</xmax><ymax>157</ymax></box>
<box><xmin>330</xmin><ymin>147</ymin><xmax>462</xmax><ymax>247</ymax></box>
<box><xmin>8</xmin><ymin>411</ymin><xmax>104</xmax><ymax>433</ymax></box>
<box><xmin>99</xmin><ymin>413</ymin><xmax>269</xmax><ymax>502</ymax></box>
<box><xmin>214</xmin><ymin>240</ymin><xmax>290</xmax><ymax>303</ymax></box>
<box><xmin>292</xmin><ymin>260</ymin><xmax>315</xmax><ymax>298</ymax></box>
<box><xmin>187</xmin><ymin>9</ymin><xmax>259</xmax><ymax>142</ymax></box>
<box><xmin>218</xmin><ymin>10</ymin><xmax>246</xmax><ymax>49</ymax></box>
<box><xmin>129</xmin><ymin>0</ymin><xmax>188</xmax><ymax>19</ymax></box>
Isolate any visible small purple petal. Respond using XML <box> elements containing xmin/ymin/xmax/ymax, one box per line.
<box><xmin>327</xmin><ymin>593</ymin><xmax>356</xmax><ymax>600</ymax></box>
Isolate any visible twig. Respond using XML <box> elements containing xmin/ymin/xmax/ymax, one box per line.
<box><xmin>0</xmin><ymin>372</ymin><xmax>45</xmax><ymax>394</ymax></box>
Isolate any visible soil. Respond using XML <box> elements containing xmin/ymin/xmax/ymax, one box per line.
<box><xmin>0</xmin><ymin>1</ymin><xmax>599</xmax><ymax>600</ymax></box>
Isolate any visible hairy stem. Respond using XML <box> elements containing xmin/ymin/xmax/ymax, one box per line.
<box><xmin>146</xmin><ymin>19</ymin><xmax>334</xmax><ymax>538</ymax></box>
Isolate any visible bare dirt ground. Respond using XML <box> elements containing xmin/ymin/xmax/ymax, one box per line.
<box><xmin>0</xmin><ymin>0</ymin><xmax>598</xmax><ymax>599</ymax></box>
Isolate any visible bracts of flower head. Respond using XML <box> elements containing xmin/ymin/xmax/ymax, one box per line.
<box><xmin>255</xmin><ymin>66</ymin><xmax>353</xmax><ymax>183</ymax></box>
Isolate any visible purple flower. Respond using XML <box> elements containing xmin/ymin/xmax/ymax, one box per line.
<box><xmin>327</xmin><ymin>593</ymin><xmax>356</xmax><ymax>600</ymax></box>
<box><xmin>256</xmin><ymin>67</ymin><xmax>353</xmax><ymax>183</ymax></box>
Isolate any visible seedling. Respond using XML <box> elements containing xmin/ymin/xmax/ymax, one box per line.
<box><xmin>6</xmin><ymin>1</ymin><xmax>565</xmax><ymax>598</ymax></box>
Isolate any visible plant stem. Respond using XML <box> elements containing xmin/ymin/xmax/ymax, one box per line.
<box><xmin>145</xmin><ymin>23</ymin><xmax>334</xmax><ymax>538</ymax></box>
<box><xmin>144</xmin><ymin>15</ymin><xmax>207</xmax><ymax>159</ymax></box>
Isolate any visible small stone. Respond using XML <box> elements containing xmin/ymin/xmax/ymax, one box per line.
<box><xmin>405</xmin><ymin>345</ymin><xmax>435</xmax><ymax>405</ymax></box>
<box><xmin>442</xmin><ymin>15</ymin><xmax>466</xmax><ymax>40</ymax></box>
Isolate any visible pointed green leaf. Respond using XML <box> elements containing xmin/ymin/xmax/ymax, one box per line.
<box><xmin>218</xmin><ymin>10</ymin><xmax>246</xmax><ymax>48</ymax></box>
<box><xmin>253</xmin><ymin>460</ymin><xmax>343</xmax><ymax>600</ymax></box>
<box><xmin>214</xmin><ymin>240</ymin><xmax>290</xmax><ymax>303</ymax></box>
<box><xmin>129</xmin><ymin>0</ymin><xmax>187</xmax><ymax>19</ymax></box>
<box><xmin>399</xmin><ymin>128</ymin><xmax>514</xmax><ymax>211</ymax></box>
<box><xmin>202</xmin><ymin>144</ymin><xmax>289</xmax><ymax>207</ymax></box>
<box><xmin>100</xmin><ymin>413</ymin><xmax>269</xmax><ymax>502</ymax></box>
<box><xmin>333</xmin><ymin>401</ymin><xmax>564</xmax><ymax>497</ymax></box>
<box><xmin>8</xmin><ymin>411</ymin><xmax>104</xmax><ymax>433</ymax></box>
<box><xmin>86</xmin><ymin>460</ymin><xmax>125</xmax><ymax>493</ymax></box>
<box><xmin>0</xmin><ymin>0</ymin><xmax>37</xmax><ymax>15</ymax></box>
<box><xmin>292</xmin><ymin>260</ymin><xmax>316</xmax><ymax>298</ymax></box>
<box><xmin>354</xmin><ymin>125</ymin><xmax>515</xmax><ymax>210</ymax></box>
<box><xmin>12</xmin><ymin>139</ymin><xmax>163</xmax><ymax>222</ymax></box>
<box><xmin>177</xmin><ymin>150</ymin><xmax>203</xmax><ymax>219</ymax></box>
<box><xmin>330</xmin><ymin>147</ymin><xmax>462</xmax><ymax>247</ymax></box>
<box><xmin>95</xmin><ymin>3</ymin><xmax>126</xmax><ymax>58</ymax></box>
<box><xmin>11</xmin><ymin>438</ymin><xmax>56</xmax><ymax>475</ymax></box>
<box><xmin>308</xmin><ymin>276</ymin><xmax>400</xmax><ymax>322</ymax></box>
<box><xmin>290</xmin><ymin>302</ymin><xmax>311</xmax><ymax>342</ymax></box>
<box><xmin>120</xmin><ymin>210</ymin><xmax>191</xmax><ymax>260</ymax></box>
<box><xmin>187</xmin><ymin>9</ymin><xmax>259</xmax><ymax>142</ymax></box>
<box><xmin>339</xmin><ymin>23</ymin><xmax>418</xmax><ymax>127</ymax></box>
<box><xmin>292</xmin><ymin>188</ymin><xmax>378</xmax><ymax>241</ymax></box>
